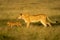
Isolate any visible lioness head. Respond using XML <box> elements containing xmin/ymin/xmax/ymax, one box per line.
<box><xmin>18</xmin><ymin>13</ymin><xmax>22</xmax><ymax>19</ymax></box>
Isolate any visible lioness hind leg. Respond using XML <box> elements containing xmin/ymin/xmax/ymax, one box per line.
<box><xmin>47</xmin><ymin>22</ymin><xmax>52</xmax><ymax>27</ymax></box>
<box><xmin>40</xmin><ymin>20</ymin><xmax>47</xmax><ymax>27</ymax></box>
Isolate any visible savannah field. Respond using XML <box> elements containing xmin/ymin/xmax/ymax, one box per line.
<box><xmin>0</xmin><ymin>0</ymin><xmax>60</xmax><ymax>40</ymax></box>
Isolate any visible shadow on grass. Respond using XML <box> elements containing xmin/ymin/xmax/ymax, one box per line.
<box><xmin>0</xmin><ymin>35</ymin><xmax>15</xmax><ymax>40</ymax></box>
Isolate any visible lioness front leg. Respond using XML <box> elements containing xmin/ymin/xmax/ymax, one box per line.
<box><xmin>26</xmin><ymin>22</ymin><xmax>30</xmax><ymax>28</ymax></box>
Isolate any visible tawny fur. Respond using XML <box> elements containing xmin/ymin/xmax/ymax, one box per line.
<box><xmin>17</xmin><ymin>13</ymin><xmax>56</xmax><ymax>28</ymax></box>
<box><xmin>7</xmin><ymin>21</ymin><xmax>21</xmax><ymax>28</ymax></box>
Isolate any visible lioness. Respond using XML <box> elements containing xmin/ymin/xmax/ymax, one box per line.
<box><xmin>7</xmin><ymin>21</ymin><xmax>21</xmax><ymax>28</ymax></box>
<box><xmin>17</xmin><ymin>13</ymin><xmax>56</xmax><ymax>28</ymax></box>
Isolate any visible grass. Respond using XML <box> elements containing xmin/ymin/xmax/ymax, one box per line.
<box><xmin>0</xmin><ymin>0</ymin><xmax>60</xmax><ymax>40</ymax></box>
<box><xmin>0</xmin><ymin>19</ymin><xmax>60</xmax><ymax>40</ymax></box>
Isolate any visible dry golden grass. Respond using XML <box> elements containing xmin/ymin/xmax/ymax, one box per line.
<box><xmin>0</xmin><ymin>19</ymin><xmax>60</xmax><ymax>40</ymax></box>
<box><xmin>0</xmin><ymin>0</ymin><xmax>60</xmax><ymax>40</ymax></box>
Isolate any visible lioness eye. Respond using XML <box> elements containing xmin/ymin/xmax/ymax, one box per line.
<box><xmin>20</xmin><ymin>13</ymin><xmax>22</xmax><ymax>15</ymax></box>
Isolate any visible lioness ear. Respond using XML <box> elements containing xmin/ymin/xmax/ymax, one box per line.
<box><xmin>20</xmin><ymin>13</ymin><xmax>22</xmax><ymax>16</ymax></box>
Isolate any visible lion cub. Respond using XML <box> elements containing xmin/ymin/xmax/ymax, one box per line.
<box><xmin>7</xmin><ymin>21</ymin><xmax>21</xmax><ymax>28</ymax></box>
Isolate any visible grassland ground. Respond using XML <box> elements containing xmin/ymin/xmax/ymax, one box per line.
<box><xmin>0</xmin><ymin>19</ymin><xmax>60</xmax><ymax>40</ymax></box>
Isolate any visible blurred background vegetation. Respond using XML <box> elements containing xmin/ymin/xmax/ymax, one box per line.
<box><xmin>0</xmin><ymin>0</ymin><xmax>60</xmax><ymax>19</ymax></box>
